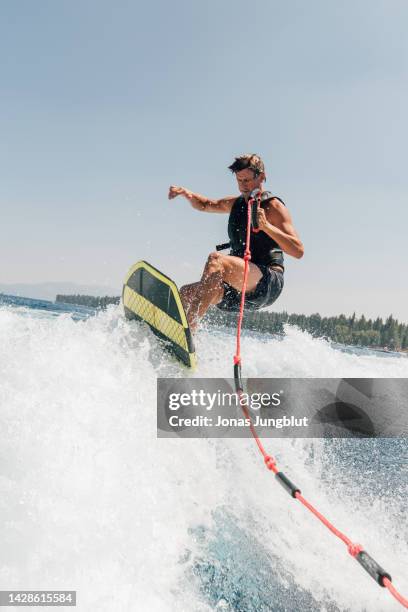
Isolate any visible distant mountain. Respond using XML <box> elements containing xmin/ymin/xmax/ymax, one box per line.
<box><xmin>0</xmin><ymin>282</ymin><xmax>120</xmax><ymax>302</ymax></box>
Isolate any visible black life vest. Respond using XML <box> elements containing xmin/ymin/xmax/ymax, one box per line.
<box><xmin>224</xmin><ymin>191</ymin><xmax>285</xmax><ymax>269</ymax></box>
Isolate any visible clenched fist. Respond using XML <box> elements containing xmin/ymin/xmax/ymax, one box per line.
<box><xmin>168</xmin><ymin>185</ymin><xmax>193</xmax><ymax>200</ymax></box>
<box><xmin>256</xmin><ymin>207</ymin><xmax>269</xmax><ymax>231</ymax></box>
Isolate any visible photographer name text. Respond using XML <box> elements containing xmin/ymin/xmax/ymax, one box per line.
<box><xmin>168</xmin><ymin>415</ymin><xmax>309</xmax><ymax>429</ymax></box>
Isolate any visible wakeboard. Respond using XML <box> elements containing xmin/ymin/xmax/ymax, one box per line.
<box><xmin>122</xmin><ymin>260</ymin><xmax>196</xmax><ymax>368</ymax></box>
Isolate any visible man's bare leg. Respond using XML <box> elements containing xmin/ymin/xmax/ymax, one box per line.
<box><xmin>180</xmin><ymin>274</ymin><xmax>223</xmax><ymax>332</ymax></box>
<box><xmin>187</xmin><ymin>268</ymin><xmax>224</xmax><ymax>331</ymax></box>
<box><xmin>179</xmin><ymin>282</ymin><xmax>201</xmax><ymax>321</ymax></box>
<box><xmin>180</xmin><ymin>253</ymin><xmax>262</xmax><ymax>332</ymax></box>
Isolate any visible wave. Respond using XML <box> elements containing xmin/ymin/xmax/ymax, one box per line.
<box><xmin>0</xmin><ymin>301</ymin><xmax>407</xmax><ymax>611</ymax></box>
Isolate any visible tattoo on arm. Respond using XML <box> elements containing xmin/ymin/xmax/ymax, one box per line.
<box><xmin>197</xmin><ymin>197</ymin><xmax>218</xmax><ymax>211</ymax></box>
<box><xmin>190</xmin><ymin>194</ymin><xmax>233</xmax><ymax>212</ymax></box>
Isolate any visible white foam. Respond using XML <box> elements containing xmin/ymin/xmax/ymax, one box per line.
<box><xmin>0</xmin><ymin>304</ymin><xmax>406</xmax><ymax>611</ymax></box>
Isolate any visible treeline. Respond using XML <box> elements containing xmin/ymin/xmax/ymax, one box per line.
<box><xmin>55</xmin><ymin>294</ymin><xmax>120</xmax><ymax>308</ymax></box>
<box><xmin>55</xmin><ymin>294</ymin><xmax>407</xmax><ymax>350</ymax></box>
<box><xmin>204</xmin><ymin>308</ymin><xmax>408</xmax><ymax>351</ymax></box>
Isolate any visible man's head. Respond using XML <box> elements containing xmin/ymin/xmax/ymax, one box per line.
<box><xmin>228</xmin><ymin>154</ymin><xmax>266</xmax><ymax>196</ymax></box>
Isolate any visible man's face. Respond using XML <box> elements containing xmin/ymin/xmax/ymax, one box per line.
<box><xmin>235</xmin><ymin>168</ymin><xmax>264</xmax><ymax>196</ymax></box>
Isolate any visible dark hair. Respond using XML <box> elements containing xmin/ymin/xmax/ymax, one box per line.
<box><xmin>228</xmin><ymin>154</ymin><xmax>265</xmax><ymax>176</ymax></box>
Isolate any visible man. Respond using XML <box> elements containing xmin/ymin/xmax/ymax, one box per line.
<box><xmin>168</xmin><ymin>154</ymin><xmax>304</xmax><ymax>331</ymax></box>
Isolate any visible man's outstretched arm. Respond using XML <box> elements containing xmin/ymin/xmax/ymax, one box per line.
<box><xmin>168</xmin><ymin>185</ymin><xmax>235</xmax><ymax>213</ymax></box>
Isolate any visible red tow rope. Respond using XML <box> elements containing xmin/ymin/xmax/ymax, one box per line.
<box><xmin>233</xmin><ymin>192</ymin><xmax>256</xmax><ymax>389</ymax></box>
<box><xmin>232</xmin><ymin>195</ymin><xmax>408</xmax><ymax>609</ymax></box>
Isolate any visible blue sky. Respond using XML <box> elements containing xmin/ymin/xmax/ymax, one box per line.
<box><xmin>1</xmin><ymin>0</ymin><xmax>407</xmax><ymax>320</ymax></box>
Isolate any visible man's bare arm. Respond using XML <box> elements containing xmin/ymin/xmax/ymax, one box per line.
<box><xmin>168</xmin><ymin>185</ymin><xmax>235</xmax><ymax>213</ymax></box>
<box><xmin>258</xmin><ymin>198</ymin><xmax>304</xmax><ymax>258</ymax></box>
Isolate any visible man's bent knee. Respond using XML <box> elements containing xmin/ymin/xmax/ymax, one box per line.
<box><xmin>205</xmin><ymin>252</ymin><xmax>224</xmax><ymax>276</ymax></box>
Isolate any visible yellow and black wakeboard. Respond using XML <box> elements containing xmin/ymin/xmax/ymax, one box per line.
<box><xmin>122</xmin><ymin>261</ymin><xmax>196</xmax><ymax>368</ymax></box>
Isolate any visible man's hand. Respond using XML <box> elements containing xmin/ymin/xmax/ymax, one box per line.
<box><xmin>168</xmin><ymin>186</ymin><xmax>234</xmax><ymax>214</ymax></box>
<box><xmin>256</xmin><ymin>207</ymin><xmax>270</xmax><ymax>231</ymax></box>
<box><xmin>168</xmin><ymin>185</ymin><xmax>192</xmax><ymax>200</ymax></box>
<box><xmin>257</xmin><ymin>199</ymin><xmax>304</xmax><ymax>258</ymax></box>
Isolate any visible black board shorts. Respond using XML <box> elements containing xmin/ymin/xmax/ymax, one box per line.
<box><xmin>216</xmin><ymin>265</ymin><xmax>284</xmax><ymax>312</ymax></box>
